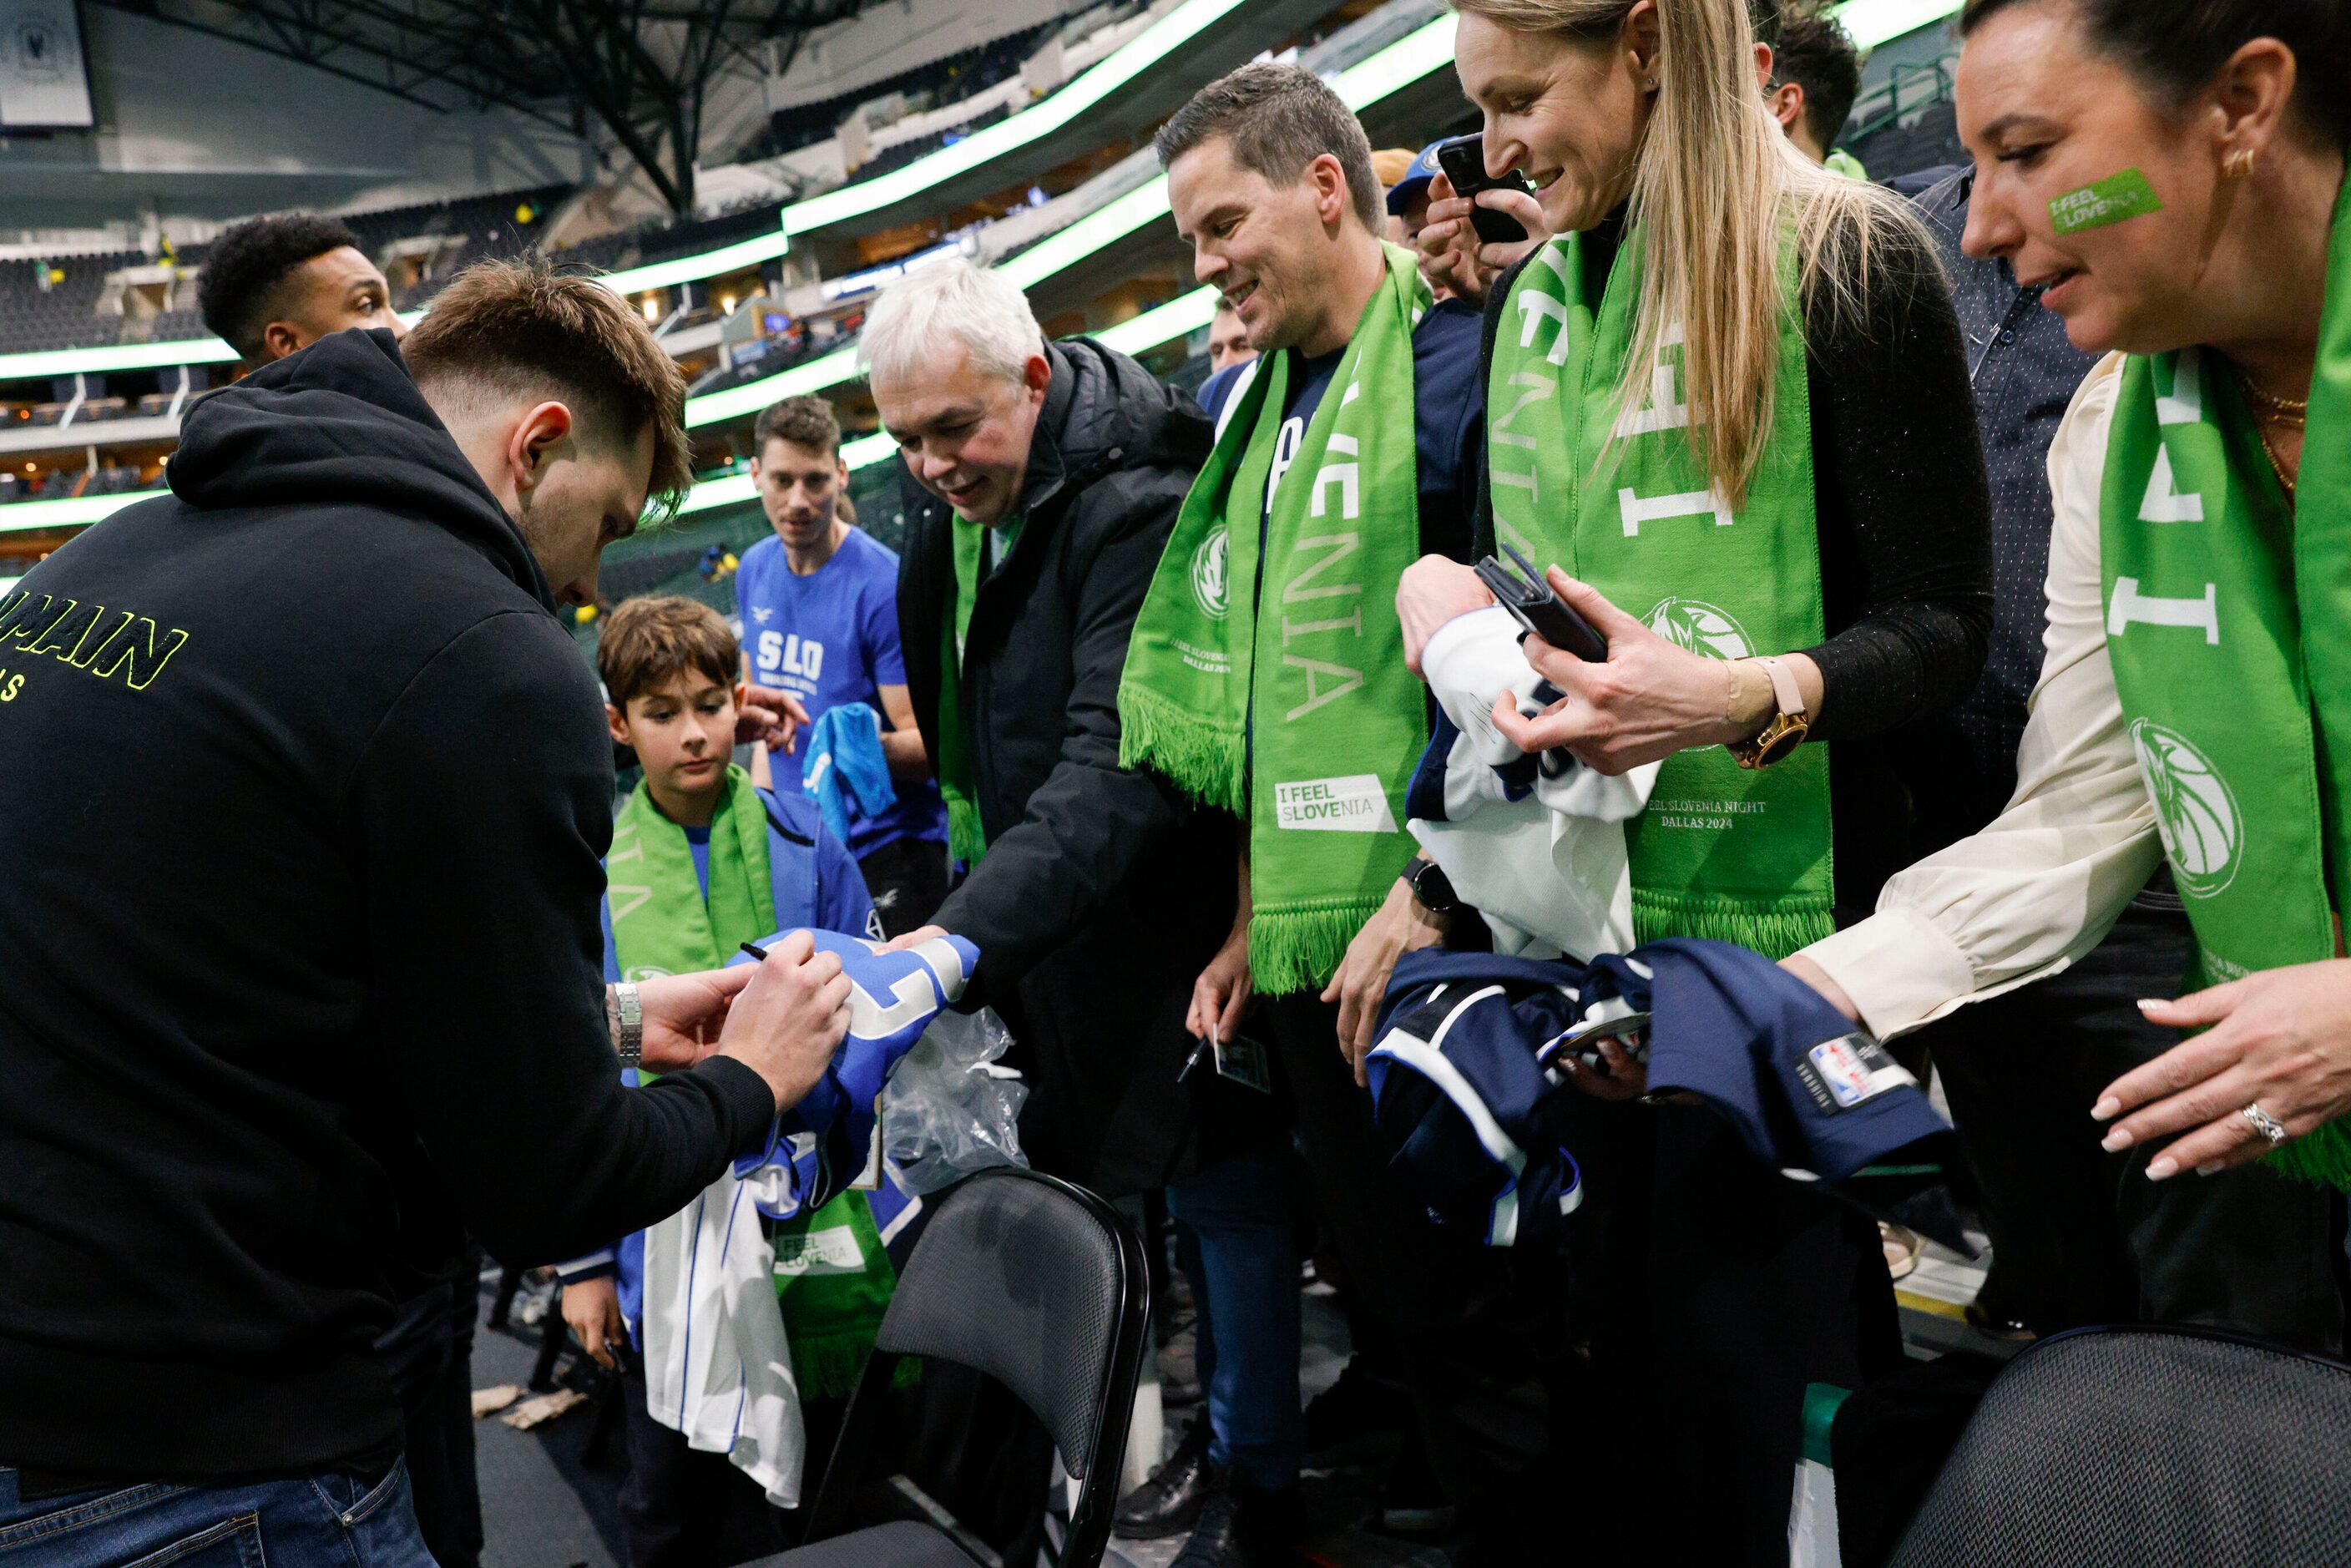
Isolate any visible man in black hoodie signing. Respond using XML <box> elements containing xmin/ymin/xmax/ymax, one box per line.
<box><xmin>0</xmin><ymin>260</ymin><xmax>852</xmax><ymax>1568</ymax></box>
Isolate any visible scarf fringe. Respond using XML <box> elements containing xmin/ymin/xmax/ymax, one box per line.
<box><xmin>944</xmin><ymin>795</ymin><xmax>987</xmax><ymax>869</ymax></box>
<box><xmin>1250</xmin><ymin>903</ymin><xmax>1380</xmax><ymax>998</ymax></box>
<box><xmin>2267</xmin><ymin>1120</ymin><xmax>2351</xmax><ymax>1190</ymax></box>
<box><xmin>1118</xmin><ymin>683</ymin><xmax>1245</xmax><ymax>814</ymax></box>
<box><xmin>1632</xmin><ymin>890</ymin><xmax>1836</xmax><ymax>963</ymax></box>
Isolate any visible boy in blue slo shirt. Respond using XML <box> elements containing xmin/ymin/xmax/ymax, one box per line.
<box><xmin>562</xmin><ymin>596</ymin><xmax>890</xmax><ymax>1565</ymax></box>
<box><xmin>739</xmin><ymin>396</ymin><xmax>948</xmax><ymax>935</ymax></box>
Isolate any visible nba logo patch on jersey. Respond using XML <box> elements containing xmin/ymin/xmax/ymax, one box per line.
<box><xmin>1799</xmin><ymin>1033</ymin><xmax>1916</xmax><ymax>1114</ymax></box>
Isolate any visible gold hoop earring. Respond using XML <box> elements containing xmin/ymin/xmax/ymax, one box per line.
<box><xmin>2223</xmin><ymin>147</ymin><xmax>2257</xmax><ymax>180</ymax></box>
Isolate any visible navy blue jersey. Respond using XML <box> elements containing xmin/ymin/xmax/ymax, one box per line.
<box><xmin>1368</xmin><ymin>939</ymin><xmax>1959</xmax><ymax>1248</ymax></box>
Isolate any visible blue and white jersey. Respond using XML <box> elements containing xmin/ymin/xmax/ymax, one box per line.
<box><xmin>1367</xmin><ymin>950</ymin><xmax>1590</xmax><ymax>1249</ymax></box>
<box><xmin>612</xmin><ymin>928</ymin><xmax>977</xmax><ymax>1510</ymax></box>
<box><xmin>563</xmin><ymin>788</ymin><xmax>877</xmax><ymax>1304</ymax></box>
<box><xmin>725</xmin><ymin>928</ymin><xmax>978</xmax><ymax>1222</ymax></box>
<box><xmin>1405</xmin><ymin>605</ymin><xmax>1656</xmax><ymax>962</ymax></box>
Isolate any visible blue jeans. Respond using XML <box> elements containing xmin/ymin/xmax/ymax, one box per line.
<box><xmin>0</xmin><ymin>1459</ymin><xmax>437</xmax><ymax>1568</ymax></box>
<box><xmin>1166</xmin><ymin>1143</ymin><xmax>1299</xmax><ymax>1494</ymax></box>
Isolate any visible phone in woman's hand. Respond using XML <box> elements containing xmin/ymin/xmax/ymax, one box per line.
<box><xmin>1434</xmin><ymin>134</ymin><xmax>1536</xmax><ymax>246</ymax></box>
<box><xmin>1474</xmin><ymin>544</ymin><xmax>1609</xmax><ymax>663</ymax></box>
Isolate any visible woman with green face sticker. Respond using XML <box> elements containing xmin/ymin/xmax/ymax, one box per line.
<box><xmin>1789</xmin><ymin>0</ymin><xmax>2351</xmax><ymax>1196</ymax></box>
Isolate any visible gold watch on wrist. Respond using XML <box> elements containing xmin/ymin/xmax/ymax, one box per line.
<box><xmin>1727</xmin><ymin>656</ymin><xmax>1810</xmax><ymax>769</ymax></box>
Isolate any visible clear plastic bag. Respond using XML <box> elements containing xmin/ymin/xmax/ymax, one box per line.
<box><xmin>879</xmin><ymin>1005</ymin><xmax>1029</xmax><ymax>1195</ymax></box>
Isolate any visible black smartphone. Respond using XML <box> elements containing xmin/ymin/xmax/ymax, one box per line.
<box><xmin>1433</xmin><ymin>134</ymin><xmax>1535</xmax><ymax>246</ymax></box>
<box><xmin>1474</xmin><ymin>541</ymin><xmax>1608</xmax><ymax>662</ymax></box>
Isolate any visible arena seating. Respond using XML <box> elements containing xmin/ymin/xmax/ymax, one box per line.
<box><xmin>551</xmin><ymin>200</ymin><xmax>796</xmax><ymax>281</ymax></box>
<box><xmin>0</xmin><ymin>0</ymin><xmax>1248</xmax><ymax>381</ymax></box>
<box><xmin>0</xmin><ymin>253</ymin><xmax>146</xmax><ymax>355</ymax></box>
<box><xmin>0</xmin><ymin>185</ymin><xmax>569</xmax><ymax>354</ymax></box>
<box><xmin>0</xmin><ymin>463</ymin><xmax>153</xmax><ymax>504</ymax></box>
<box><xmin>754</xmin><ymin>18</ymin><xmax>1066</xmax><ymax>159</ymax></box>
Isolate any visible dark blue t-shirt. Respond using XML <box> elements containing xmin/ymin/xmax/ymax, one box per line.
<box><xmin>1197</xmin><ymin>296</ymin><xmax>1485</xmax><ymax>559</ymax></box>
<box><xmin>735</xmin><ymin>527</ymin><xmax>948</xmax><ymax>857</ymax></box>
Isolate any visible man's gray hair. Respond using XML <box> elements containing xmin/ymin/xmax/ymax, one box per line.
<box><xmin>859</xmin><ymin>259</ymin><xmax>1044</xmax><ymax>388</ymax></box>
<box><xmin>1153</xmin><ymin>62</ymin><xmax>1382</xmax><ymax>233</ymax></box>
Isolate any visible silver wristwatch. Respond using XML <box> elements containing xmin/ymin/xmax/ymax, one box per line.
<box><xmin>607</xmin><ymin>982</ymin><xmax>643</xmax><ymax>1071</ymax></box>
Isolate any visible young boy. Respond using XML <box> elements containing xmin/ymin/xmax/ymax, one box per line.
<box><xmin>559</xmin><ymin>595</ymin><xmax>897</xmax><ymax>1567</ymax></box>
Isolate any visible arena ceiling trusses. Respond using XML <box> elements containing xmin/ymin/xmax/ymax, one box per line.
<box><xmin>89</xmin><ymin>0</ymin><xmax>865</xmax><ymax>215</ymax></box>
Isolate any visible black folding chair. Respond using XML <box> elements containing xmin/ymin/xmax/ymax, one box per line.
<box><xmin>758</xmin><ymin>1166</ymin><xmax>1150</xmax><ymax>1568</ymax></box>
<box><xmin>1888</xmin><ymin>1323</ymin><xmax>2351</xmax><ymax>1566</ymax></box>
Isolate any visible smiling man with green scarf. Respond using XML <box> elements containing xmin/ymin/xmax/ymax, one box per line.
<box><xmin>1124</xmin><ymin>63</ymin><xmax>1570</xmax><ymax>1565</ymax></box>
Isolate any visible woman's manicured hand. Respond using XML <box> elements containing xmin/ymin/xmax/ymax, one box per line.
<box><xmin>1489</xmin><ymin>567</ymin><xmax>1807</xmax><ymax>775</ymax></box>
<box><xmin>2094</xmin><ymin>960</ymin><xmax>2351</xmax><ymax>1179</ymax></box>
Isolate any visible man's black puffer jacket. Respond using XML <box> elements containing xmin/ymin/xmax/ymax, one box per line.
<box><xmin>897</xmin><ymin>337</ymin><xmax>1263</xmax><ymax>1196</ymax></box>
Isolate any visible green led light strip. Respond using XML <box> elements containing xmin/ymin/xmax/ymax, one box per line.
<box><xmin>0</xmin><ymin>488</ymin><xmax>154</xmax><ymax>532</ymax></box>
<box><xmin>783</xmin><ymin>0</ymin><xmax>1261</xmax><ymax>237</ymax></box>
<box><xmin>687</xmin><ymin>11</ymin><xmax>1459</xmax><ymax>429</ymax></box>
<box><xmin>1828</xmin><ymin>0</ymin><xmax>1962</xmax><ymax>51</ymax></box>
<box><xmin>0</xmin><ymin>337</ymin><xmax>238</xmax><ymax>381</ymax></box>
<box><xmin>598</xmin><ymin>230</ymin><xmax>794</xmax><ymax>298</ymax></box>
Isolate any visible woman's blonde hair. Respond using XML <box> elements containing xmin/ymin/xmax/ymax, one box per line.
<box><xmin>1453</xmin><ymin>0</ymin><xmax>1929</xmax><ymax>507</ymax></box>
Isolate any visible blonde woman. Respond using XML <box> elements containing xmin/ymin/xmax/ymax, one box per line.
<box><xmin>1408</xmin><ymin>0</ymin><xmax>1991</xmax><ymax>953</ymax></box>
<box><xmin>1400</xmin><ymin>1</ymin><xmax>1991</xmax><ymax>1559</ymax></box>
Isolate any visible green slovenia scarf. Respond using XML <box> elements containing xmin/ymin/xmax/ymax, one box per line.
<box><xmin>1488</xmin><ymin>224</ymin><xmax>1833</xmax><ymax>957</ymax></box>
<box><xmin>935</xmin><ymin>517</ymin><xmax>1024</xmax><ymax>868</ymax></box>
<box><xmin>933</xmin><ymin>520</ymin><xmax>989</xmax><ymax>869</ymax></box>
<box><xmin>2097</xmin><ymin>176</ymin><xmax>2351</xmax><ymax>1188</ymax></box>
<box><xmin>608</xmin><ymin>767</ymin><xmax>898</xmax><ymax>1393</ymax></box>
<box><xmin>1120</xmin><ymin>244</ymin><xmax>1431</xmax><ymax>994</ymax></box>
<box><xmin>608</xmin><ymin>768</ymin><xmax>776</xmax><ymax>985</ymax></box>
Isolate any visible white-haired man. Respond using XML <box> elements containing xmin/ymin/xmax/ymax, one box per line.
<box><xmin>864</xmin><ymin>260</ymin><xmax>1292</xmax><ymax>1553</ymax></box>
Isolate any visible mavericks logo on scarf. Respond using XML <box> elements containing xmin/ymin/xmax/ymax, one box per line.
<box><xmin>1120</xmin><ymin>243</ymin><xmax>1433</xmax><ymax>994</ymax></box>
<box><xmin>2096</xmin><ymin>173</ymin><xmax>2351</xmax><ymax>1186</ymax></box>
<box><xmin>607</xmin><ymin>767</ymin><xmax>900</xmax><ymax>1388</ymax></box>
<box><xmin>1487</xmin><ymin>223</ymin><xmax>1833</xmax><ymax>958</ymax></box>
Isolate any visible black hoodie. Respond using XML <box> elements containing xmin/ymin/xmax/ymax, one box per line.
<box><xmin>0</xmin><ymin>330</ymin><xmax>776</xmax><ymax>1480</ymax></box>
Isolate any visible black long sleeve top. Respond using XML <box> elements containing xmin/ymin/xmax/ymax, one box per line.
<box><xmin>1474</xmin><ymin>205</ymin><xmax>1995</xmax><ymax>912</ymax></box>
